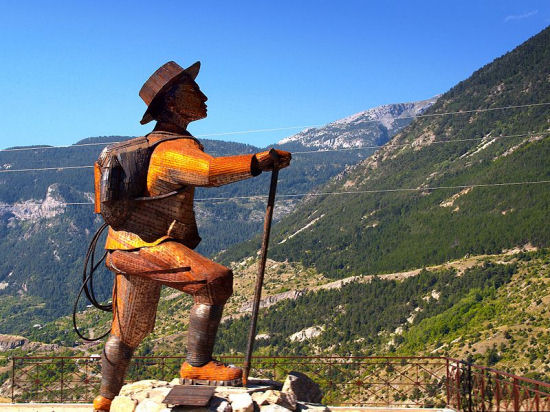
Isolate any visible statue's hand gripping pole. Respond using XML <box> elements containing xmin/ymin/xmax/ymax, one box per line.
<box><xmin>243</xmin><ymin>149</ymin><xmax>280</xmax><ymax>386</ymax></box>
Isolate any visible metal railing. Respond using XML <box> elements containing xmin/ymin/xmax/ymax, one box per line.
<box><xmin>4</xmin><ymin>355</ymin><xmax>550</xmax><ymax>410</ymax></box>
<box><xmin>447</xmin><ymin>358</ymin><xmax>550</xmax><ymax>411</ymax></box>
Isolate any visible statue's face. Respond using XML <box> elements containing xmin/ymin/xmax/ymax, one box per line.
<box><xmin>156</xmin><ymin>76</ymin><xmax>208</xmax><ymax>125</ymax></box>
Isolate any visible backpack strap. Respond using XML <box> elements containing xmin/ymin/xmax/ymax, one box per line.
<box><xmin>145</xmin><ymin>130</ymin><xmax>205</xmax><ymax>151</ymax></box>
<box><xmin>133</xmin><ymin>131</ymin><xmax>203</xmax><ymax>202</ymax></box>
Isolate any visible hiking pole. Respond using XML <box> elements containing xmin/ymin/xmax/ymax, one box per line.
<box><xmin>243</xmin><ymin>149</ymin><xmax>280</xmax><ymax>386</ymax></box>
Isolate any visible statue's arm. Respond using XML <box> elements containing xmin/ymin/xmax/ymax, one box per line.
<box><xmin>148</xmin><ymin>140</ymin><xmax>291</xmax><ymax>189</ymax></box>
<box><xmin>208</xmin><ymin>149</ymin><xmax>291</xmax><ymax>186</ymax></box>
<box><xmin>148</xmin><ymin>140</ymin><xmax>256</xmax><ymax>188</ymax></box>
<box><xmin>207</xmin><ymin>154</ymin><xmax>259</xmax><ymax>186</ymax></box>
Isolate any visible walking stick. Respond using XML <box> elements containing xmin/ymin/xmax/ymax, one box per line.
<box><xmin>243</xmin><ymin>149</ymin><xmax>280</xmax><ymax>386</ymax></box>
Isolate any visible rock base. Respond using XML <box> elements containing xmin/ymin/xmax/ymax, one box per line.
<box><xmin>110</xmin><ymin>376</ymin><xmax>329</xmax><ymax>412</ymax></box>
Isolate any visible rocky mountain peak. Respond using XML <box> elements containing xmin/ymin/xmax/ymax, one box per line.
<box><xmin>279</xmin><ymin>96</ymin><xmax>439</xmax><ymax>150</ymax></box>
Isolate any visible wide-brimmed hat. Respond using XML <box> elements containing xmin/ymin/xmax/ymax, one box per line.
<box><xmin>139</xmin><ymin>61</ymin><xmax>201</xmax><ymax>125</ymax></box>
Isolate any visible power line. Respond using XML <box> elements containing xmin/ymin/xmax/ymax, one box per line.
<box><xmin>198</xmin><ymin>125</ymin><xmax>323</xmax><ymax>137</ymax></box>
<box><xmin>1</xmin><ymin>131</ymin><xmax>547</xmax><ymax>173</ymax></box>
<box><xmin>292</xmin><ymin>132</ymin><xmax>543</xmax><ymax>154</ymax></box>
<box><xmin>12</xmin><ymin>180</ymin><xmax>550</xmax><ymax>207</ymax></box>
<box><xmin>277</xmin><ymin>180</ymin><xmax>550</xmax><ymax>198</ymax></box>
<box><xmin>0</xmin><ymin>126</ymin><xmax>323</xmax><ymax>153</ymax></box>
<box><xmin>1</xmin><ymin>101</ymin><xmax>549</xmax><ymax>153</ymax></box>
<box><xmin>0</xmin><ymin>142</ymin><xmax>120</xmax><ymax>153</ymax></box>
<box><xmin>0</xmin><ymin>126</ymin><xmax>324</xmax><ymax>153</ymax></box>
<box><xmin>414</xmin><ymin>102</ymin><xmax>550</xmax><ymax>119</ymax></box>
<box><xmin>0</xmin><ymin>165</ymin><xmax>94</xmax><ymax>173</ymax></box>
<box><xmin>192</xmin><ymin>180</ymin><xmax>550</xmax><ymax>201</ymax></box>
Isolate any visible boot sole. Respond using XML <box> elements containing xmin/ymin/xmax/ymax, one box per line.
<box><xmin>180</xmin><ymin>377</ymin><xmax>243</xmax><ymax>386</ymax></box>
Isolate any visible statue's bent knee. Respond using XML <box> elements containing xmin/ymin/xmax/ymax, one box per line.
<box><xmin>196</xmin><ymin>267</ymin><xmax>233</xmax><ymax>305</ymax></box>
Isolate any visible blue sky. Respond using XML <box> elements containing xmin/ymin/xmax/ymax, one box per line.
<box><xmin>0</xmin><ymin>0</ymin><xmax>549</xmax><ymax>149</ymax></box>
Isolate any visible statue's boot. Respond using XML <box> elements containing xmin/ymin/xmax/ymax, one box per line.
<box><xmin>180</xmin><ymin>303</ymin><xmax>242</xmax><ymax>386</ymax></box>
<box><xmin>92</xmin><ymin>396</ymin><xmax>112</xmax><ymax>412</ymax></box>
<box><xmin>93</xmin><ymin>335</ymin><xmax>134</xmax><ymax>411</ymax></box>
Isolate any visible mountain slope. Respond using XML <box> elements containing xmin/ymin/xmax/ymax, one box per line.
<box><xmin>0</xmin><ymin>99</ymin><xmax>432</xmax><ymax>335</ymax></box>
<box><xmin>279</xmin><ymin>97</ymin><xmax>437</xmax><ymax>149</ymax></box>
<box><xmin>220</xmin><ymin>26</ymin><xmax>550</xmax><ymax>279</ymax></box>
<box><xmin>213</xmin><ymin>248</ymin><xmax>550</xmax><ymax>381</ymax></box>
<box><xmin>6</xmin><ymin>248</ymin><xmax>548</xmax><ymax>386</ymax></box>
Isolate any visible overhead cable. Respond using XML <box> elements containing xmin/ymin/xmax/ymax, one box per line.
<box><xmin>0</xmin><ymin>165</ymin><xmax>94</xmax><ymax>173</ymax></box>
<box><xmin>1</xmin><ymin>131</ymin><xmax>547</xmax><ymax>173</ymax></box>
<box><xmin>292</xmin><ymin>132</ymin><xmax>543</xmax><ymax>154</ymax></box>
<box><xmin>199</xmin><ymin>180</ymin><xmax>550</xmax><ymax>201</ymax></box>
<box><xmin>1</xmin><ymin>101</ymin><xmax>549</xmax><ymax>153</ymax></box>
<box><xmin>13</xmin><ymin>179</ymin><xmax>550</xmax><ymax>207</ymax></box>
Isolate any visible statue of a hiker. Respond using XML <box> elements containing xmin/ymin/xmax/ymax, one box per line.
<box><xmin>92</xmin><ymin>61</ymin><xmax>291</xmax><ymax>411</ymax></box>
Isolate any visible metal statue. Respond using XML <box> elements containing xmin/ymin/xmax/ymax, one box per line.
<box><xmin>92</xmin><ymin>61</ymin><xmax>291</xmax><ymax>411</ymax></box>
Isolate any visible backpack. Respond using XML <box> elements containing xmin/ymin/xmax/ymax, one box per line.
<box><xmin>94</xmin><ymin>133</ymin><xmax>198</xmax><ymax>230</ymax></box>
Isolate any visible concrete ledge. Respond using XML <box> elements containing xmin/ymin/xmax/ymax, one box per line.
<box><xmin>329</xmin><ymin>408</ymin><xmax>455</xmax><ymax>412</ymax></box>
<box><xmin>0</xmin><ymin>404</ymin><xmax>456</xmax><ymax>412</ymax></box>
<box><xmin>0</xmin><ymin>404</ymin><xmax>92</xmax><ymax>411</ymax></box>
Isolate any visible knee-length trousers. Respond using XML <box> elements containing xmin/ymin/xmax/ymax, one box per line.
<box><xmin>105</xmin><ymin>240</ymin><xmax>233</xmax><ymax>348</ymax></box>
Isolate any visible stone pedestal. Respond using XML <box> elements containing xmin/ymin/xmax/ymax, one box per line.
<box><xmin>110</xmin><ymin>375</ymin><xmax>329</xmax><ymax>412</ymax></box>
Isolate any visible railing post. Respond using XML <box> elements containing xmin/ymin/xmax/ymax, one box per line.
<box><xmin>481</xmin><ymin>369</ymin><xmax>486</xmax><ymax>412</ymax></box>
<box><xmin>85</xmin><ymin>357</ymin><xmax>89</xmax><ymax>402</ymax></box>
<box><xmin>415</xmin><ymin>359</ymin><xmax>419</xmax><ymax>407</ymax></box>
<box><xmin>467</xmin><ymin>363</ymin><xmax>473</xmax><ymax>412</ymax></box>
<box><xmin>456</xmin><ymin>361</ymin><xmax>461</xmax><ymax>411</ymax></box>
<box><xmin>495</xmin><ymin>373</ymin><xmax>501</xmax><ymax>412</ymax></box>
<box><xmin>11</xmin><ymin>357</ymin><xmax>15</xmax><ymax>403</ymax></box>
<box><xmin>513</xmin><ymin>378</ymin><xmax>520</xmax><ymax>412</ymax></box>
<box><xmin>386</xmin><ymin>358</ymin><xmax>391</xmax><ymax>407</ymax></box>
<box><xmin>446</xmin><ymin>358</ymin><xmax>450</xmax><ymax>408</ymax></box>
<box><xmin>60</xmin><ymin>358</ymin><xmax>64</xmax><ymax>403</ymax></box>
<box><xmin>535</xmin><ymin>383</ymin><xmax>540</xmax><ymax>412</ymax></box>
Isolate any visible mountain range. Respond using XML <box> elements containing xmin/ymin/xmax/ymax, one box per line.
<box><xmin>0</xmin><ymin>93</ymin><xmax>434</xmax><ymax>334</ymax></box>
<box><xmin>0</xmin><ymin>25</ymin><xmax>549</xmax><ymax>391</ymax></box>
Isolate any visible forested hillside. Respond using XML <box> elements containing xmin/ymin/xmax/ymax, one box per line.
<box><xmin>220</xmin><ymin>26</ymin><xmax>550</xmax><ymax>279</ymax></box>
<box><xmin>213</xmin><ymin>248</ymin><xmax>550</xmax><ymax>381</ymax></box>
<box><xmin>0</xmin><ymin>99</ymin><xmax>427</xmax><ymax>334</ymax></box>
<box><xmin>4</xmin><ymin>248</ymin><xmax>548</xmax><ymax>385</ymax></box>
